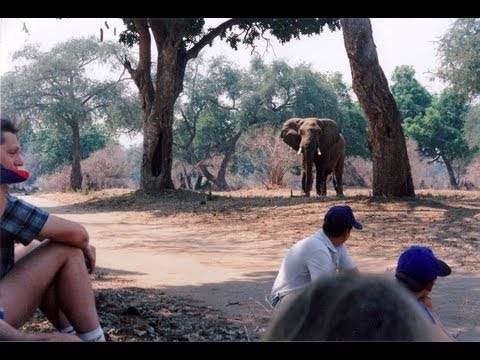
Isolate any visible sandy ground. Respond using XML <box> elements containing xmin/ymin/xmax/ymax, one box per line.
<box><xmin>19</xmin><ymin>188</ymin><xmax>480</xmax><ymax>341</ymax></box>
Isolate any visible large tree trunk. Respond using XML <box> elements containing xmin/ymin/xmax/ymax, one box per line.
<box><xmin>126</xmin><ymin>19</ymin><xmax>187</xmax><ymax>193</ymax></box>
<box><xmin>70</xmin><ymin>122</ymin><xmax>83</xmax><ymax>191</ymax></box>
<box><xmin>124</xmin><ymin>18</ymin><xmax>243</xmax><ymax>194</ymax></box>
<box><xmin>341</xmin><ymin>18</ymin><xmax>415</xmax><ymax>197</ymax></box>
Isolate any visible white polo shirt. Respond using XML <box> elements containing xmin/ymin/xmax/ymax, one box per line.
<box><xmin>270</xmin><ymin>229</ymin><xmax>356</xmax><ymax>304</ymax></box>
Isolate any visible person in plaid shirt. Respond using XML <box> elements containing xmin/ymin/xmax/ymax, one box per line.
<box><xmin>0</xmin><ymin>117</ymin><xmax>104</xmax><ymax>341</ymax></box>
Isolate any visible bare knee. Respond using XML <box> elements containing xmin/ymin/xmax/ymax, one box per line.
<box><xmin>47</xmin><ymin>242</ymin><xmax>84</xmax><ymax>262</ymax></box>
<box><xmin>15</xmin><ymin>240</ymin><xmax>42</xmax><ymax>260</ymax></box>
<box><xmin>20</xmin><ymin>240</ymin><xmax>85</xmax><ymax>265</ymax></box>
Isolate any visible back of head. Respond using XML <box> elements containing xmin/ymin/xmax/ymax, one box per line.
<box><xmin>323</xmin><ymin>205</ymin><xmax>363</xmax><ymax>237</ymax></box>
<box><xmin>395</xmin><ymin>245</ymin><xmax>451</xmax><ymax>292</ymax></box>
<box><xmin>263</xmin><ymin>274</ymin><xmax>442</xmax><ymax>341</ymax></box>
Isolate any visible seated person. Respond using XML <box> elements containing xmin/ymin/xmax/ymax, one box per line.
<box><xmin>270</xmin><ymin>205</ymin><xmax>363</xmax><ymax>311</ymax></box>
<box><xmin>1</xmin><ymin>117</ymin><xmax>104</xmax><ymax>341</ymax></box>
<box><xmin>395</xmin><ymin>245</ymin><xmax>454</xmax><ymax>340</ymax></box>
<box><xmin>263</xmin><ymin>273</ymin><xmax>453</xmax><ymax>341</ymax></box>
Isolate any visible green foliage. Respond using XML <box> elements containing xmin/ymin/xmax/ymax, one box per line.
<box><xmin>117</xmin><ymin>18</ymin><xmax>342</xmax><ymax>192</ymax></box>
<box><xmin>194</xmin><ymin>107</ymin><xmax>238</xmax><ymax>159</ymax></box>
<box><xmin>464</xmin><ymin>104</ymin><xmax>480</xmax><ymax>150</ymax></box>
<box><xmin>1</xmin><ymin>36</ymin><xmax>133</xmax><ymax>130</ymax></box>
<box><xmin>174</xmin><ymin>55</ymin><xmax>369</xmax><ymax>185</ymax></box>
<box><xmin>324</xmin><ymin>72</ymin><xmax>369</xmax><ymax>159</ymax></box>
<box><xmin>119</xmin><ymin>18</ymin><xmax>340</xmax><ymax>50</ymax></box>
<box><xmin>340</xmin><ymin>104</ymin><xmax>370</xmax><ymax>159</ymax></box>
<box><xmin>0</xmin><ymin>36</ymin><xmax>136</xmax><ymax>186</ymax></box>
<box><xmin>219</xmin><ymin>19</ymin><xmax>340</xmax><ymax>50</ymax></box>
<box><xmin>119</xmin><ymin>19</ymin><xmax>140</xmax><ymax>47</ymax></box>
<box><xmin>403</xmin><ymin>88</ymin><xmax>473</xmax><ymax>164</ymax></box>
<box><xmin>391</xmin><ymin>65</ymin><xmax>432</xmax><ymax>121</ymax></box>
<box><xmin>436</xmin><ymin>18</ymin><xmax>480</xmax><ymax>99</ymax></box>
<box><xmin>31</xmin><ymin>123</ymin><xmax>112</xmax><ymax>175</ymax></box>
<box><xmin>229</xmin><ymin>155</ymin><xmax>257</xmax><ymax>177</ymax></box>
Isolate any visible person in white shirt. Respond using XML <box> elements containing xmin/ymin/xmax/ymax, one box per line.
<box><xmin>270</xmin><ymin>204</ymin><xmax>363</xmax><ymax>310</ymax></box>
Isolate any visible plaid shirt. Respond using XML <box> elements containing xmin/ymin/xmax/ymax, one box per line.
<box><xmin>0</xmin><ymin>193</ymin><xmax>49</xmax><ymax>279</ymax></box>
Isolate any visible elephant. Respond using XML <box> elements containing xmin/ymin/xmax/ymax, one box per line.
<box><xmin>280</xmin><ymin>117</ymin><xmax>345</xmax><ymax>197</ymax></box>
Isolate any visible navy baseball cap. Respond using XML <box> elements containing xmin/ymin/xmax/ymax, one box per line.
<box><xmin>395</xmin><ymin>245</ymin><xmax>451</xmax><ymax>291</ymax></box>
<box><xmin>324</xmin><ymin>205</ymin><xmax>363</xmax><ymax>230</ymax></box>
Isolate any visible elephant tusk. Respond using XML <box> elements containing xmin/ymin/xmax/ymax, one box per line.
<box><xmin>297</xmin><ymin>148</ymin><xmax>302</xmax><ymax>155</ymax></box>
<box><xmin>317</xmin><ymin>148</ymin><xmax>322</xmax><ymax>156</ymax></box>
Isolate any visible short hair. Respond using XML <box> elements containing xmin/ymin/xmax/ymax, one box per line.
<box><xmin>322</xmin><ymin>205</ymin><xmax>362</xmax><ymax>237</ymax></box>
<box><xmin>1</xmin><ymin>117</ymin><xmax>19</xmax><ymax>144</ymax></box>
<box><xmin>323</xmin><ymin>221</ymin><xmax>350</xmax><ymax>237</ymax></box>
<box><xmin>263</xmin><ymin>274</ymin><xmax>444</xmax><ymax>341</ymax></box>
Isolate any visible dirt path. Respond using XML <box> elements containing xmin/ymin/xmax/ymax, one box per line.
<box><xmin>20</xmin><ymin>193</ymin><xmax>480</xmax><ymax>341</ymax></box>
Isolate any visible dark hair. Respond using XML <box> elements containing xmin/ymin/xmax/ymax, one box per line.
<box><xmin>1</xmin><ymin>117</ymin><xmax>19</xmax><ymax>144</ymax></box>
<box><xmin>323</xmin><ymin>220</ymin><xmax>350</xmax><ymax>237</ymax></box>
<box><xmin>263</xmin><ymin>274</ymin><xmax>445</xmax><ymax>341</ymax></box>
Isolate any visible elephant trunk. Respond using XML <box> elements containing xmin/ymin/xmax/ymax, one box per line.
<box><xmin>299</xmin><ymin>136</ymin><xmax>321</xmax><ymax>196</ymax></box>
<box><xmin>302</xmin><ymin>142</ymin><xmax>318</xmax><ymax>196</ymax></box>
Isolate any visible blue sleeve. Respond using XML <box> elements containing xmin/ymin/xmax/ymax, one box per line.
<box><xmin>1</xmin><ymin>194</ymin><xmax>49</xmax><ymax>245</ymax></box>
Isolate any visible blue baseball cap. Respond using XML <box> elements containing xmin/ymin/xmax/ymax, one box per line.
<box><xmin>324</xmin><ymin>205</ymin><xmax>363</xmax><ymax>230</ymax></box>
<box><xmin>395</xmin><ymin>245</ymin><xmax>451</xmax><ymax>291</ymax></box>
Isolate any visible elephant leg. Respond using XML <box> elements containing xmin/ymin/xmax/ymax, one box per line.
<box><xmin>334</xmin><ymin>155</ymin><xmax>345</xmax><ymax>196</ymax></box>
<box><xmin>316</xmin><ymin>167</ymin><xmax>327</xmax><ymax>196</ymax></box>
<box><xmin>316</xmin><ymin>179</ymin><xmax>327</xmax><ymax>196</ymax></box>
<box><xmin>302</xmin><ymin>156</ymin><xmax>312</xmax><ymax>197</ymax></box>
<box><xmin>301</xmin><ymin>170</ymin><xmax>309</xmax><ymax>196</ymax></box>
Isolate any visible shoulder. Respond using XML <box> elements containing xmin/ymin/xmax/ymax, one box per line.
<box><xmin>303</xmin><ymin>232</ymin><xmax>328</xmax><ymax>248</ymax></box>
<box><xmin>304</xmin><ymin>236</ymin><xmax>331</xmax><ymax>258</ymax></box>
<box><xmin>4</xmin><ymin>193</ymin><xmax>49</xmax><ymax>219</ymax></box>
<box><xmin>6</xmin><ymin>193</ymin><xmax>37</xmax><ymax>210</ymax></box>
<box><xmin>6</xmin><ymin>193</ymin><xmax>17</xmax><ymax>203</ymax></box>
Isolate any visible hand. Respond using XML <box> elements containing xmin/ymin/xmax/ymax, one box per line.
<box><xmin>83</xmin><ymin>244</ymin><xmax>96</xmax><ymax>274</ymax></box>
<box><xmin>418</xmin><ymin>295</ymin><xmax>433</xmax><ymax>312</ymax></box>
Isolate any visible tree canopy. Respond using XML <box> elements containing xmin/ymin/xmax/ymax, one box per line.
<box><xmin>1</xmin><ymin>36</ymin><xmax>134</xmax><ymax>190</ymax></box>
<box><xmin>391</xmin><ymin>65</ymin><xmax>432</xmax><ymax>121</ymax></box>
<box><xmin>173</xmin><ymin>56</ymin><xmax>365</xmax><ymax>190</ymax></box>
<box><xmin>403</xmin><ymin>88</ymin><xmax>473</xmax><ymax>188</ymax></box>
<box><xmin>436</xmin><ymin>18</ymin><xmax>480</xmax><ymax>99</ymax></box>
<box><xmin>118</xmin><ymin>18</ymin><xmax>341</xmax><ymax>193</ymax></box>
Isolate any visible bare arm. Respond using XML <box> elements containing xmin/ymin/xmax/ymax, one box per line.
<box><xmin>36</xmin><ymin>214</ymin><xmax>96</xmax><ymax>273</ymax></box>
<box><xmin>36</xmin><ymin>214</ymin><xmax>89</xmax><ymax>249</ymax></box>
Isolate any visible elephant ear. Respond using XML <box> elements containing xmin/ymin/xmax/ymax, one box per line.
<box><xmin>280</xmin><ymin>118</ymin><xmax>302</xmax><ymax>151</ymax></box>
<box><xmin>316</xmin><ymin>118</ymin><xmax>341</xmax><ymax>147</ymax></box>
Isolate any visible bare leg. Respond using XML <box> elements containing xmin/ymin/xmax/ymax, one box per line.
<box><xmin>39</xmin><ymin>286</ymin><xmax>72</xmax><ymax>330</ymax></box>
<box><xmin>0</xmin><ymin>240</ymin><xmax>100</xmax><ymax>333</ymax></box>
<box><xmin>15</xmin><ymin>241</ymin><xmax>72</xmax><ymax>330</ymax></box>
